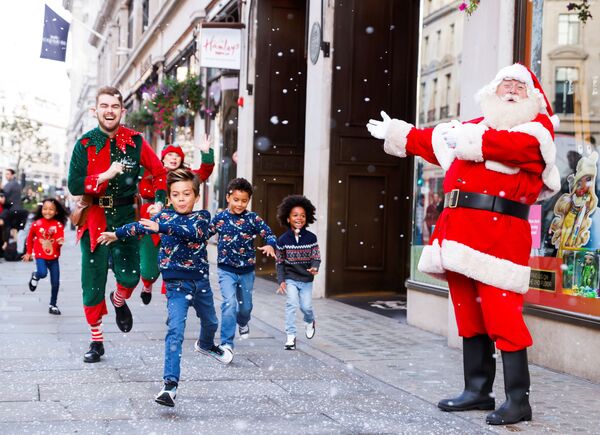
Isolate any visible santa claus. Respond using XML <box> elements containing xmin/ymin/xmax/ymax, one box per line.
<box><xmin>367</xmin><ymin>63</ymin><xmax>560</xmax><ymax>425</ymax></box>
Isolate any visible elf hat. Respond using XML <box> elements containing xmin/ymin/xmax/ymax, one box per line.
<box><xmin>476</xmin><ymin>63</ymin><xmax>559</xmax><ymax>128</ymax></box>
<box><xmin>161</xmin><ymin>144</ymin><xmax>185</xmax><ymax>162</ymax></box>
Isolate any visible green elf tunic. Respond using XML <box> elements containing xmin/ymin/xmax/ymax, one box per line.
<box><xmin>67</xmin><ymin>126</ymin><xmax>166</xmax><ymax>325</ymax></box>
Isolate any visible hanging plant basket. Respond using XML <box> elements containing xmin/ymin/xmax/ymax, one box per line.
<box><xmin>567</xmin><ymin>1</ymin><xmax>593</xmax><ymax>24</ymax></box>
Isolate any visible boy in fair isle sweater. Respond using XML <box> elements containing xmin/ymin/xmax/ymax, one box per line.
<box><xmin>209</xmin><ymin>178</ymin><xmax>277</xmax><ymax>354</ymax></box>
<box><xmin>275</xmin><ymin>195</ymin><xmax>320</xmax><ymax>350</ymax></box>
<box><xmin>98</xmin><ymin>168</ymin><xmax>232</xmax><ymax>407</ymax></box>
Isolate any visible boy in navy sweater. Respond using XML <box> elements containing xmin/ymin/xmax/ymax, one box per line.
<box><xmin>275</xmin><ymin>195</ymin><xmax>321</xmax><ymax>350</ymax></box>
<box><xmin>98</xmin><ymin>168</ymin><xmax>232</xmax><ymax>407</ymax></box>
<box><xmin>209</xmin><ymin>178</ymin><xmax>277</xmax><ymax>353</ymax></box>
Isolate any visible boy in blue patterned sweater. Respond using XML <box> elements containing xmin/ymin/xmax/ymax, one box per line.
<box><xmin>209</xmin><ymin>178</ymin><xmax>277</xmax><ymax>353</ymax></box>
<box><xmin>275</xmin><ymin>195</ymin><xmax>321</xmax><ymax>350</ymax></box>
<box><xmin>98</xmin><ymin>168</ymin><xmax>232</xmax><ymax>407</ymax></box>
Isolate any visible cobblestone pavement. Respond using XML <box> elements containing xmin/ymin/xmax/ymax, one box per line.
<box><xmin>0</xmin><ymin>229</ymin><xmax>598</xmax><ymax>434</ymax></box>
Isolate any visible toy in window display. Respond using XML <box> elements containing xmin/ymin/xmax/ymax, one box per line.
<box><xmin>575</xmin><ymin>251</ymin><xmax>599</xmax><ymax>298</ymax></box>
<box><xmin>550</xmin><ymin>152</ymin><xmax>598</xmax><ymax>258</ymax></box>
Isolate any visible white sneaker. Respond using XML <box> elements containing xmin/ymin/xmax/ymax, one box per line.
<box><xmin>155</xmin><ymin>382</ymin><xmax>177</xmax><ymax>407</ymax></box>
<box><xmin>305</xmin><ymin>320</ymin><xmax>316</xmax><ymax>339</ymax></box>
<box><xmin>284</xmin><ymin>335</ymin><xmax>296</xmax><ymax>350</ymax></box>
<box><xmin>195</xmin><ymin>341</ymin><xmax>234</xmax><ymax>365</ymax></box>
<box><xmin>238</xmin><ymin>324</ymin><xmax>250</xmax><ymax>339</ymax></box>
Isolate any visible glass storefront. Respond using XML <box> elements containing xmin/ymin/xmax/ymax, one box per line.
<box><xmin>410</xmin><ymin>1</ymin><xmax>600</xmax><ymax>321</ymax></box>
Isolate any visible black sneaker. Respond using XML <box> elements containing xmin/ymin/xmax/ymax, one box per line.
<box><xmin>29</xmin><ymin>273</ymin><xmax>39</xmax><ymax>292</ymax></box>
<box><xmin>194</xmin><ymin>341</ymin><xmax>234</xmax><ymax>364</ymax></box>
<box><xmin>83</xmin><ymin>341</ymin><xmax>105</xmax><ymax>363</ymax></box>
<box><xmin>238</xmin><ymin>324</ymin><xmax>250</xmax><ymax>339</ymax></box>
<box><xmin>110</xmin><ymin>291</ymin><xmax>133</xmax><ymax>333</ymax></box>
<box><xmin>155</xmin><ymin>381</ymin><xmax>178</xmax><ymax>407</ymax></box>
<box><xmin>48</xmin><ymin>305</ymin><xmax>61</xmax><ymax>315</ymax></box>
<box><xmin>140</xmin><ymin>291</ymin><xmax>152</xmax><ymax>305</ymax></box>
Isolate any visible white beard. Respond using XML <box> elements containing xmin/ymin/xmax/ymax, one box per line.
<box><xmin>480</xmin><ymin>93</ymin><xmax>541</xmax><ymax>130</ymax></box>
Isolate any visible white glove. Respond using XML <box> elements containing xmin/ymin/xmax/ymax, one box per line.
<box><xmin>367</xmin><ymin>111</ymin><xmax>392</xmax><ymax>140</ymax></box>
<box><xmin>441</xmin><ymin>120</ymin><xmax>462</xmax><ymax>149</ymax></box>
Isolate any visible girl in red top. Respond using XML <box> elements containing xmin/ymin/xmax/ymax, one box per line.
<box><xmin>23</xmin><ymin>198</ymin><xmax>67</xmax><ymax>315</ymax></box>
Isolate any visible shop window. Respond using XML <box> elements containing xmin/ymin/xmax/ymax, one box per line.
<box><xmin>127</xmin><ymin>0</ymin><xmax>134</xmax><ymax>48</ymax></box>
<box><xmin>557</xmin><ymin>14</ymin><xmax>579</xmax><ymax>45</ymax></box>
<box><xmin>525</xmin><ymin>2</ymin><xmax>600</xmax><ymax>319</ymax></box>
<box><xmin>142</xmin><ymin>0</ymin><xmax>149</xmax><ymax>32</ymax></box>
<box><xmin>554</xmin><ymin>67</ymin><xmax>578</xmax><ymax>115</ymax></box>
<box><xmin>410</xmin><ymin>1</ymin><xmax>465</xmax><ymax>286</ymax></box>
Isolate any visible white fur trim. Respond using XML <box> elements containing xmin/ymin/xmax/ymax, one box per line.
<box><xmin>509</xmin><ymin>121</ymin><xmax>561</xmax><ymax>199</ymax></box>
<box><xmin>485</xmin><ymin>160</ymin><xmax>520</xmax><ymax>174</ymax></box>
<box><xmin>550</xmin><ymin>114</ymin><xmax>560</xmax><ymax>128</ymax></box>
<box><xmin>493</xmin><ymin>64</ymin><xmax>534</xmax><ymax>89</ymax></box>
<box><xmin>454</xmin><ymin>123</ymin><xmax>487</xmax><ymax>162</ymax></box>
<box><xmin>418</xmin><ymin>239</ymin><xmax>531</xmax><ymax>293</ymax></box>
<box><xmin>431</xmin><ymin>123</ymin><xmax>457</xmax><ymax>170</ymax></box>
<box><xmin>383</xmin><ymin>119</ymin><xmax>413</xmax><ymax>158</ymax></box>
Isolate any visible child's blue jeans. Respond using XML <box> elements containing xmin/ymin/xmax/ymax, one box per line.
<box><xmin>217</xmin><ymin>268</ymin><xmax>255</xmax><ymax>347</ymax></box>
<box><xmin>163</xmin><ymin>278</ymin><xmax>218</xmax><ymax>383</ymax></box>
<box><xmin>34</xmin><ymin>259</ymin><xmax>60</xmax><ymax>306</ymax></box>
<box><xmin>284</xmin><ymin>279</ymin><xmax>315</xmax><ymax>336</ymax></box>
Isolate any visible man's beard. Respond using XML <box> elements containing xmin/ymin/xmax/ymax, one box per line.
<box><xmin>480</xmin><ymin>93</ymin><xmax>540</xmax><ymax>130</ymax></box>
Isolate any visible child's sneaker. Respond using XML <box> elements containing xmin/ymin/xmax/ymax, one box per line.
<box><xmin>155</xmin><ymin>381</ymin><xmax>177</xmax><ymax>407</ymax></box>
<box><xmin>284</xmin><ymin>335</ymin><xmax>296</xmax><ymax>350</ymax></box>
<box><xmin>305</xmin><ymin>320</ymin><xmax>316</xmax><ymax>339</ymax></box>
<box><xmin>29</xmin><ymin>273</ymin><xmax>39</xmax><ymax>292</ymax></box>
<box><xmin>140</xmin><ymin>290</ymin><xmax>152</xmax><ymax>305</ymax></box>
<box><xmin>194</xmin><ymin>341</ymin><xmax>234</xmax><ymax>365</ymax></box>
<box><xmin>48</xmin><ymin>305</ymin><xmax>61</xmax><ymax>315</ymax></box>
<box><xmin>238</xmin><ymin>324</ymin><xmax>250</xmax><ymax>339</ymax></box>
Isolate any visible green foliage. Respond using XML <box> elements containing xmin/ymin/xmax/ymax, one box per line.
<box><xmin>567</xmin><ymin>1</ymin><xmax>593</xmax><ymax>24</ymax></box>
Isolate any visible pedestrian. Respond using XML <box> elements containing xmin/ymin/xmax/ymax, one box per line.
<box><xmin>98</xmin><ymin>168</ymin><xmax>232</xmax><ymax>407</ymax></box>
<box><xmin>67</xmin><ymin>86</ymin><xmax>167</xmax><ymax>363</ymax></box>
<box><xmin>275</xmin><ymin>195</ymin><xmax>320</xmax><ymax>350</ymax></box>
<box><xmin>137</xmin><ymin>133</ymin><xmax>215</xmax><ymax>305</ymax></box>
<box><xmin>367</xmin><ymin>63</ymin><xmax>561</xmax><ymax>425</ymax></box>
<box><xmin>3</xmin><ymin>168</ymin><xmax>23</xmax><ymax>211</ymax></box>
<box><xmin>208</xmin><ymin>177</ymin><xmax>277</xmax><ymax>354</ymax></box>
<box><xmin>22</xmin><ymin>198</ymin><xmax>67</xmax><ymax>315</ymax></box>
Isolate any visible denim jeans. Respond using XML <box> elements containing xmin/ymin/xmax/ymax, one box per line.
<box><xmin>34</xmin><ymin>259</ymin><xmax>60</xmax><ymax>306</ymax></box>
<box><xmin>218</xmin><ymin>268</ymin><xmax>255</xmax><ymax>347</ymax></box>
<box><xmin>163</xmin><ymin>278</ymin><xmax>218</xmax><ymax>383</ymax></box>
<box><xmin>285</xmin><ymin>279</ymin><xmax>315</xmax><ymax>336</ymax></box>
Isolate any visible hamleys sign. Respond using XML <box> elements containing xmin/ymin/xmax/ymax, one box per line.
<box><xmin>199</xmin><ymin>27</ymin><xmax>242</xmax><ymax>70</ymax></box>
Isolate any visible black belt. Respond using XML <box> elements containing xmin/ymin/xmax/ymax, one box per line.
<box><xmin>444</xmin><ymin>189</ymin><xmax>530</xmax><ymax>220</ymax></box>
<box><xmin>92</xmin><ymin>195</ymin><xmax>135</xmax><ymax>209</ymax></box>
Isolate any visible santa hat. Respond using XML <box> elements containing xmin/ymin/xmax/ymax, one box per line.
<box><xmin>476</xmin><ymin>63</ymin><xmax>560</xmax><ymax>128</ymax></box>
<box><xmin>161</xmin><ymin>144</ymin><xmax>185</xmax><ymax>162</ymax></box>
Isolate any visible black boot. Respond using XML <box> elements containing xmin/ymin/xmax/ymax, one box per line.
<box><xmin>83</xmin><ymin>341</ymin><xmax>105</xmax><ymax>363</ymax></box>
<box><xmin>486</xmin><ymin>349</ymin><xmax>532</xmax><ymax>425</ymax></box>
<box><xmin>438</xmin><ymin>334</ymin><xmax>496</xmax><ymax>412</ymax></box>
<box><xmin>110</xmin><ymin>291</ymin><xmax>133</xmax><ymax>333</ymax></box>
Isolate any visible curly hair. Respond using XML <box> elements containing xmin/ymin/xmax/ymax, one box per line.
<box><xmin>34</xmin><ymin>198</ymin><xmax>68</xmax><ymax>225</ymax></box>
<box><xmin>276</xmin><ymin>195</ymin><xmax>316</xmax><ymax>228</ymax></box>
<box><xmin>227</xmin><ymin>178</ymin><xmax>253</xmax><ymax>197</ymax></box>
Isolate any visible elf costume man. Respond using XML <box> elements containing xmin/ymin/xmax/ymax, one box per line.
<box><xmin>137</xmin><ymin>137</ymin><xmax>215</xmax><ymax>304</ymax></box>
<box><xmin>368</xmin><ymin>64</ymin><xmax>560</xmax><ymax>425</ymax></box>
<box><xmin>68</xmin><ymin>86</ymin><xmax>167</xmax><ymax>363</ymax></box>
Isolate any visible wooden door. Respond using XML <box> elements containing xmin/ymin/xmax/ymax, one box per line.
<box><xmin>253</xmin><ymin>0</ymin><xmax>307</xmax><ymax>278</ymax></box>
<box><xmin>327</xmin><ymin>0</ymin><xmax>419</xmax><ymax>295</ymax></box>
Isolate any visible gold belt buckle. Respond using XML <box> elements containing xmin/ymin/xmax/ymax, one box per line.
<box><xmin>448</xmin><ymin>189</ymin><xmax>460</xmax><ymax>208</ymax></box>
<box><xmin>99</xmin><ymin>196</ymin><xmax>113</xmax><ymax>208</ymax></box>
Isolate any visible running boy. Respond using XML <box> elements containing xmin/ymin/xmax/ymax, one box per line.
<box><xmin>275</xmin><ymin>195</ymin><xmax>320</xmax><ymax>350</ymax></box>
<box><xmin>209</xmin><ymin>178</ymin><xmax>277</xmax><ymax>353</ymax></box>
<box><xmin>99</xmin><ymin>168</ymin><xmax>232</xmax><ymax>407</ymax></box>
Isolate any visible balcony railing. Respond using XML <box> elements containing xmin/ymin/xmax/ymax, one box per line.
<box><xmin>427</xmin><ymin>109</ymin><xmax>436</xmax><ymax>122</ymax></box>
<box><xmin>439</xmin><ymin>105</ymin><xmax>449</xmax><ymax>119</ymax></box>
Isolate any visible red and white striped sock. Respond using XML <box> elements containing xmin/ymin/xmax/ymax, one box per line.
<box><xmin>90</xmin><ymin>321</ymin><xmax>103</xmax><ymax>342</ymax></box>
<box><xmin>112</xmin><ymin>289</ymin><xmax>126</xmax><ymax>307</ymax></box>
<box><xmin>141</xmin><ymin>278</ymin><xmax>153</xmax><ymax>293</ymax></box>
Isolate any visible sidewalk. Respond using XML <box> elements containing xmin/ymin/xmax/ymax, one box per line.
<box><xmin>0</xmin><ymin>229</ymin><xmax>598</xmax><ymax>434</ymax></box>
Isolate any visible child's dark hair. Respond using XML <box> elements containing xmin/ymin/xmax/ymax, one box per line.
<box><xmin>227</xmin><ymin>178</ymin><xmax>253</xmax><ymax>197</ymax></box>
<box><xmin>276</xmin><ymin>195</ymin><xmax>316</xmax><ymax>228</ymax></box>
<box><xmin>34</xmin><ymin>198</ymin><xmax>68</xmax><ymax>225</ymax></box>
<box><xmin>167</xmin><ymin>168</ymin><xmax>200</xmax><ymax>196</ymax></box>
